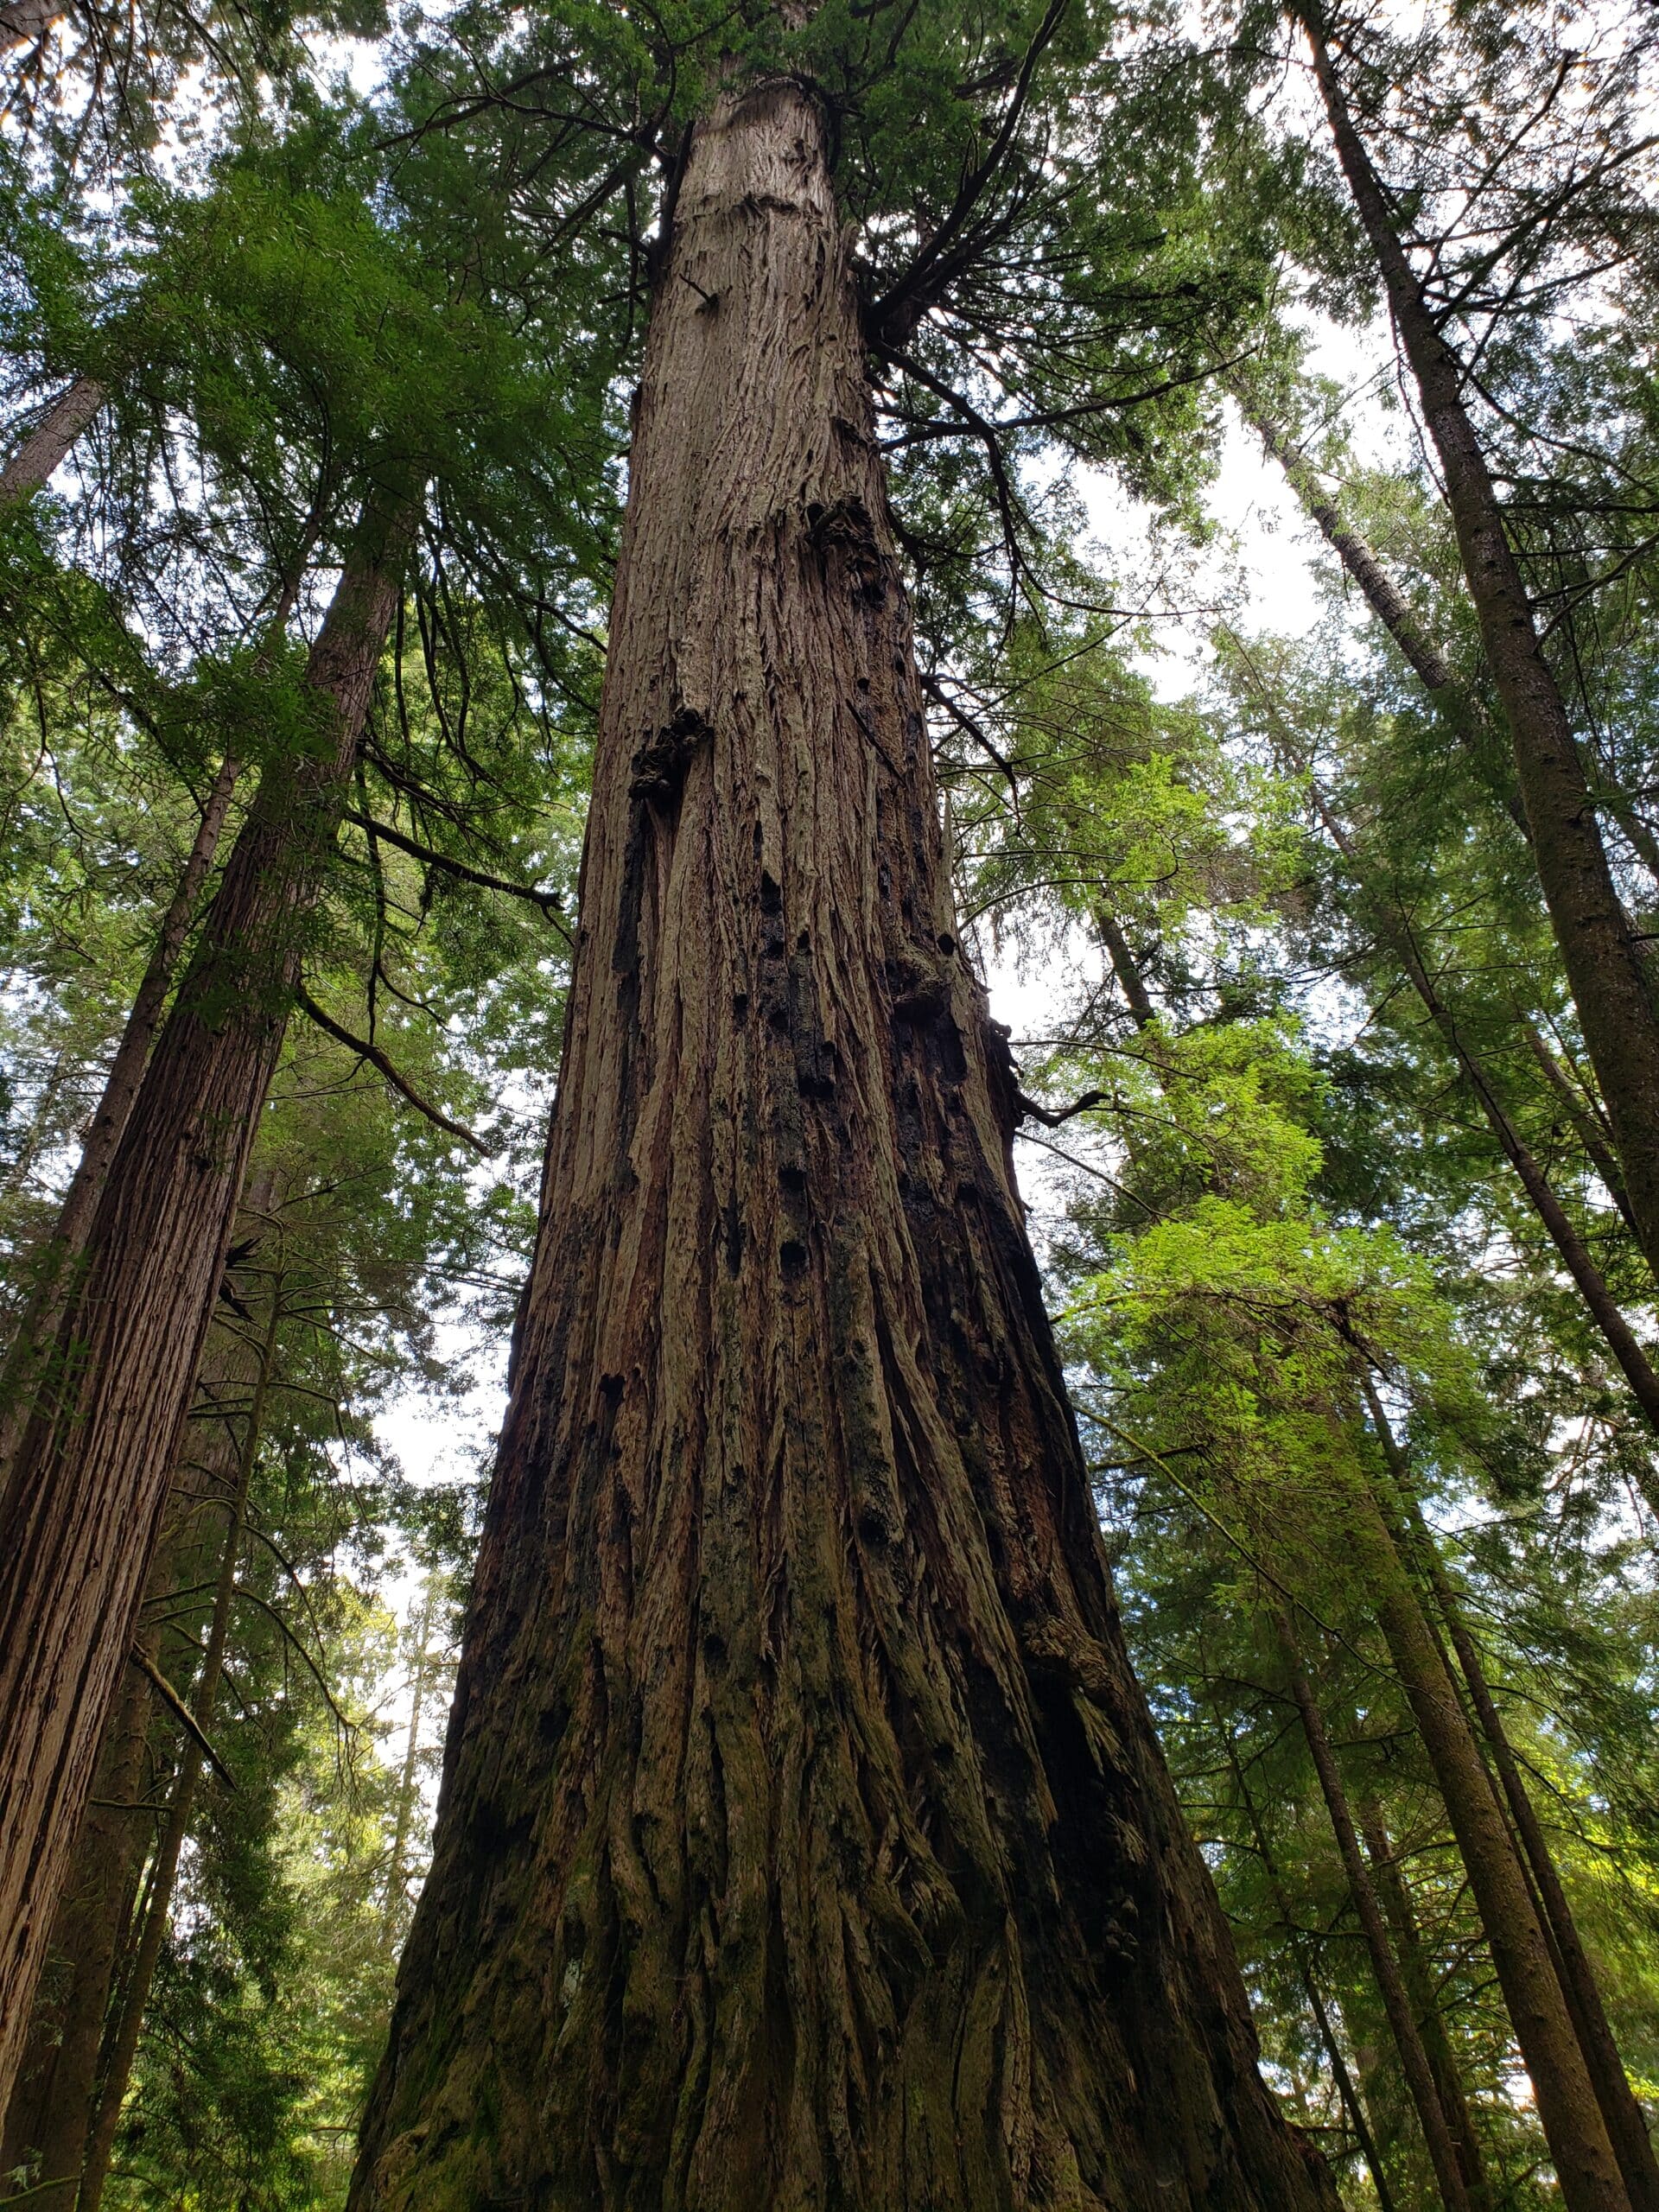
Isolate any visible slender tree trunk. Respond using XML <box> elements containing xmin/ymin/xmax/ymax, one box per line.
<box><xmin>1218</xmin><ymin>1706</ymin><xmax>1400</xmax><ymax>2212</ymax></box>
<box><xmin>1355</xmin><ymin>1796</ymin><xmax>1491</xmax><ymax>2208</ymax></box>
<box><xmin>382</xmin><ymin>1587</ymin><xmax>435</xmax><ymax>1942</ymax></box>
<box><xmin>76</xmin><ymin>1282</ymin><xmax>280</xmax><ymax>2212</ymax></box>
<box><xmin>1096</xmin><ymin>909</ymin><xmax>1157</xmax><ymax>1031</ymax></box>
<box><xmin>1274</xmin><ymin>1616</ymin><xmax>1473</xmax><ymax>2212</ymax></box>
<box><xmin>0</xmin><ymin>486</ymin><xmax>410</xmax><ymax>2114</ymax></box>
<box><xmin>1519</xmin><ymin>1023</ymin><xmax>1636</xmax><ymax>1228</ymax></box>
<box><xmin>1297</xmin><ymin>7</ymin><xmax>1659</xmax><ymax>1288</ymax></box>
<box><xmin>352</xmin><ymin>86</ymin><xmax>1335</xmax><ymax>2212</ymax></box>
<box><xmin>1364</xmin><ymin>1385</ymin><xmax>1659</xmax><ymax>2209</ymax></box>
<box><xmin>0</xmin><ymin>751</ymin><xmax>240</xmax><ymax>1472</ymax></box>
<box><xmin>1238</xmin><ymin>397</ymin><xmax>1454</xmax><ymax>696</ymax></box>
<box><xmin>1311</xmin><ymin>785</ymin><xmax>1659</xmax><ymax>1440</ymax></box>
<box><xmin>0</xmin><ymin>376</ymin><xmax>104</xmax><ymax>502</ymax></box>
<box><xmin>1347</xmin><ymin>1485</ymin><xmax>1629</xmax><ymax>2211</ymax></box>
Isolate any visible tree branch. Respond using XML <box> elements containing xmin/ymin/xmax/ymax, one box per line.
<box><xmin>294</xmin><ymin>983</ymin><xmax>489</xmax><ymax>1155</ymax></box>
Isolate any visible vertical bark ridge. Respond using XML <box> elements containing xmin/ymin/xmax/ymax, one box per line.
<box><xmin>352</xmin><ymin>85</ymin><xmax>1334</xmax><ymax>2212</ymax></box>
<box><xmin>0</xmin><ymin>486</ymin><xmax>411</xmax><ymax>2112</ymax></box>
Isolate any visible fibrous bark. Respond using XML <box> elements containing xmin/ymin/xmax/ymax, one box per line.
<box><xmin>352</xmin><ymin>84</ymin><xmax>1334</xmax><ymax>2212</ymax></box>
<box><xmin>0</xmin><ymin>751</ymin><xmax>240</xmax><ymax>1473</ymax></box>
<box><xmin>0</xmin><ymin>490</ymin><xmax>409</xmax><ymax>2113</ymax></box>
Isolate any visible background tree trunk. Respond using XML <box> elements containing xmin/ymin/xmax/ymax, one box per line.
<box><xmin>1297</xmin><ymin>5</ymin><xmax>1659</xmax><ymax>1288</ymax></box>
<box><xmin>0</xmin><ymin>489</ymin><xmax>409</xmax><ymax>2114</ymax></box>
<box><xmin>1352</xmin><ymin>1487</ymin><xmax>1629</xmax><ymax>2210</ymax></box>
<box><xmin>1275</xmin><ymin>1616</ymin><xmax>1473</xmax><ymax>2212</ymax></box>
<box><xmin>351</xmin><ymin>83</ymin><xmax>1335</xmax><ymax>2212</ymax></box>
<box><xmin>0</xmin><ymin>376</ymin><xmax>104</xmax><ymax>504</ymax></box>
<box><xmin>0</xmin><ymin>751</ymin><xmax>240</xmax><ymax>1473</ymax></box>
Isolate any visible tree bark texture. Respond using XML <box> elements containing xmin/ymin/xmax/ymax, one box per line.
<box><xmin>0</xmin><ymin>750</ymin><xmax>240</xmax><ymax>1474</ymax></box>
<box><xmin>351</xmin><ymin>84</ymin><xmax>1336</xmax><ymax>2212</ymax></box>
<box><xmin>0</xmin><ymin>493</ymin><xmax>408</xmax><ymax>2114</ymax></box>
<box><xmin>0</xmin><ymin>376</ymin><xmax>104</xmax><ymax>502</ymax></box>
<box><xmin>0</xmin><ymin>1641</ymin><xmax>152</xmax><ymax>2207</ymax></box>
<box><xmin>76</xmin><ymin>1281</ymin><xmax>277</xmax><ymax>2212</ymax></box>
<box><xmin>1299</xmin><ymin>8</ymin><xmax>1659</xmax><ymax>1290</ymax></box>
<box><xmin>1351</xmin><ymin>1491</ymin><xmax>1630</xmax><ymax>2211</ymax></box>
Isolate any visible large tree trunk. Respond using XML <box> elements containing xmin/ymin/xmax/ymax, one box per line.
<box><xmin>1297</xmin><ymin>7</ymin><xmax>1659</xmax><ymax>1289</ymax></box>
<box><xmin>0</xmin><ymin>751</ymin><xmax>240</xmax><ymax>1473</ymax></box>
<box><xmin>75</xmin><ymin>1277</ymin><xmax>278</xmax><ymax>2212</ymax></box>
<box><xmin>0</xmin><ymin>1639</ymin><xmax>153</xmax><ymax>2207</ymax></box>
<box><xmin>350</xmin><ymin>85</ymin><xmax>1333</xmax><ymax>2212</ymax></box>
<box><xmin>0</xmin><ymin>489</ymin><xmax>408</xmax><ymax>2113</ymax></box>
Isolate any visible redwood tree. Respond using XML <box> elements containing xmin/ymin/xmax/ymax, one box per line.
<box><xmin>0</xmin><ymin>487</ymin><xmax>410</xmax><ymax>2107</ymax></box>
<box><xmin>353</xmin><ymin>78</ymin><xmax>1334</xmax><ymax>2211</ymax></box>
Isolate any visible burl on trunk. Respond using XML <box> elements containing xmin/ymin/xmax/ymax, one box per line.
<box><xmin>353</xmin><ymin>84</ymin><xmax>1333</xmax><ymax>2212</ymax></box>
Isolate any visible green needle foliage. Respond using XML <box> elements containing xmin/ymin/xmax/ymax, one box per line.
<box><xmin>2</xmin><ymin>0</ymin><xmax>1659</xmax><ymax>2203</ymax></box>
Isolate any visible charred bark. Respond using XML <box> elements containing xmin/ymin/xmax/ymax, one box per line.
<box><xmin>0</xmin><ymin>489</ymin><xmax>410</xmax><ymax>2112</ymax></box>
<box><xmin>351</xmin><ymin>85</ymin><xmax>1334</xmax><ymax>2212</ymax></box>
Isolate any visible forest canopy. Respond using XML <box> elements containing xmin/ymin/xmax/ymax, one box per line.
<box><xmin>0</xmin><ymin>0</ymin><xmax>1657</xmax><ymax>2208</ymax></box>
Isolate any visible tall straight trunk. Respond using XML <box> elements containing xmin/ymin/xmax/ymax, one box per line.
<box><xmin>1364</xmin><ymin>1385</ymin><xmax>1659</xmax><ymax>2209</ymax></box>
<box><xmin>0</xmin><ymin>376</ymin><xmax>105</xmax><ymax>503</ymax></box>
<box><xmin>1310</xmin><ymin>784</ymin><xmax>1659</xmax><ymax>1440</ymax></box>
<box><xmin>0</xmin><ymin>487</ymin><xmax>409</xmax><ymax>2113</ymax></box>
<box><xmin>351</xmin><ymin>86</ymin><xmax>1335</xmax><ymax>2212</ymax></box>
<box><xmin>1243</xmin><ymin>395</ymin><xmax>1648</xmax><ymax>1251</ymax></box>
<box><xmin>1297</xmin><ymin>7</ymin><xmax>1659</xmax><ymax>1287</ymax></box>
<box><xmin>1274</xmin><ymin>1616</ymin><xmax>1474</xmax><ymax>2212</ymax></box>
<box><xmin>76</xmin><ymin>1281</ymin><xmax>279</xmax><ymax>2212</ymax></box>
<box><xmin>1347</xmin><ymin>1483</ymin><xmax>1628</xmax><ymax>2210</ymax></box>
<box><xmin>1238</xmin><ymin>397</ymin><xmax>1454</xmax><ymax>697</ymax></box>
<box><xmin>1355</xmin><ymin>1796</ymin><xmax>1491</xmax><ymax>2208</ymax></box>
<box><xmin>0</xmin><ymin>1642</ymin><xmax>153</xmax><ymax>2208</ymax></box>
<box><xmin>0</xmin><ymin>751</ymin><xmax>240</xmax><ymax>1472</ymax></box>
<box><xmin>1520</xmin><ymin>1024</ymin><xmax>1635</xmax><ymax>1230</ymax></box>
<box><xmin>382</xmin><ymin>1586</ymin><xmax>435</xmax><ymax>1942</ymax></box>
<box><xmin>0</xmin><ymin>1306</ymin><xmax>265</xmax><ymax>2201</ymax></box>
<box><xmin>1217</xmin><ymin>1706</ymin><xmax>1400</xmax><ymax>2212</ymax></box>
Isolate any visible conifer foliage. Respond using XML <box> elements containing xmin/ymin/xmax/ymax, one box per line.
<box><xmin>1</xmin><ymin>0</ymin><xmax>1657</xmax><ymax>2207</ymax></box>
